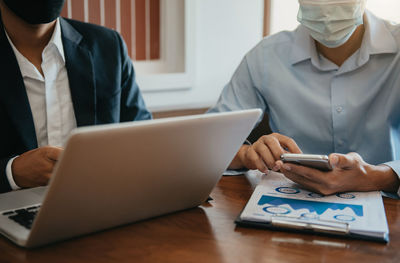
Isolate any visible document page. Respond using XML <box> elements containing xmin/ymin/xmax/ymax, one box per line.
<box><xmin>240</xmin><ymin>171</ymin><xmax>389</xmax><ymax>240</ymax></box>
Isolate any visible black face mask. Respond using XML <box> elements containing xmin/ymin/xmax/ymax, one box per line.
<box><xmin>3</xmin><ymin>0</ymin><xmax>66</xmax><ymax>24</ymax></box>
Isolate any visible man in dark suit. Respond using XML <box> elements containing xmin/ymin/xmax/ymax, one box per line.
<box><xmin>0</xmin><ymin>0</ymin><xmax>152</xmax><ymax>193</ymax></box>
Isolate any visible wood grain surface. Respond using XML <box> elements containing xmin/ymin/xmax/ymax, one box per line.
<box><xmin>0</xmin><ymin>174</ymin><xmax>399</xmax><ymax>263</ymax></box>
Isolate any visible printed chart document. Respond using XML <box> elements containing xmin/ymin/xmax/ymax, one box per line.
<box><xmin>236</xmin><ymin>172</ymin><xmax>389</xmax><ymax>242</ymax></box>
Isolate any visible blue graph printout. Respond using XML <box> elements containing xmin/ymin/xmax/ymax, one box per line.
<box><xmin>258</xmin><ymin>196</ymin><xmax>364</xmax><ymax>217</ymax></box>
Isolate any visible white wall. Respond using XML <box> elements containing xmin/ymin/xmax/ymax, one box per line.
<box><xmin>366</xmin><ymin>0</ymin><xmax>400</xmax><ymax>23</ymax></box>
<box><xmin>141</xmin><ymin>0</ymin><xmax>399</xmax><ymax>112</ymax></box>
<box><xmin>270</xmin><ymin>0</ymin><xmax>299</xmax><ymax>34</ymax></box>
<box><xmin>141</xmin><ymin>0</ymin><xmax>264</xmax><ymax>111</ymax></box>
<box><xmin>269</xmin><ymin>0</ymin><xmax>400</xmax><ymax>35</ymax></box>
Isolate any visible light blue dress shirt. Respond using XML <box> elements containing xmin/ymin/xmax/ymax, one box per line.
<box><xmin>208</xmin><ymin>11</ymin><xmax>400</xmax><ymax>196</ymax></box>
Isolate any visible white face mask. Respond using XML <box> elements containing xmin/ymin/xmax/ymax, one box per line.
<box><xmin>297</xmin><ymin>0</ymin><xmax>366</xmax><ymax>48</ymax></box>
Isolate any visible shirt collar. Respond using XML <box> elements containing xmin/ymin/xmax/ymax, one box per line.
<box><xmin>4</xmin><ymin>19</ymin><xmax>65</xmax><ymax>79</ymax></box>
<box><xmin>50</xmin><ymin>19</ymin><xmax>65</xmax><ymax>63</ymax></box>
<box><xmin>360</xmin><ymin>10</ymin><xmax>398</xmax><ymax>56</ymax></box>
<box><xmin>290</xmin><ymin>10</ymin><xmax>398</xmax><ymax>67</ymax></box>
<box><xmin>289</xmin><ymin>25</ymin><xmax>315</xmax><ymax>66</ymax></box>
<box><xmin>4</xmin><ymin>18</ymin><xmax>65</xmax><ymax>64</ymax></box>
<box><xmin>290</xmin><ymin>25</ymin><xmax>338</xmax><ymax>71</ymax></box>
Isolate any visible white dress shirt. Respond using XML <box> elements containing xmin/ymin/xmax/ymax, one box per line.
<box><xmin>4</xmin><ymin>19</ymin><xmax>76</xmax><ymax>190</ymax></box>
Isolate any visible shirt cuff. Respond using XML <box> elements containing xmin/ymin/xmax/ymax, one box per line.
<box><xmin>383</xmin><ymin>161</ymin><xmax>400</xmax><ymax>198</ymax></box>
<box><xmin>6</xmin><ymin>157</ymin><xmax>20</xmax><ymax>191</ymax></box>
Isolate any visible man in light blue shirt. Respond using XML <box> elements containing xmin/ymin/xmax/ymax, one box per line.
<box><xmin>208</xmin><ymin>2</ymin><xmax>400</xmax><ymax>196</ymax></box>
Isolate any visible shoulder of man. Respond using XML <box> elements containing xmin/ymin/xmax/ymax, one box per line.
<box><xmin>261</xmin><ymin>29</ymin><xmax>297</xmax><ymax>49</ymax></box>
<box><xmin>60</xmin><ymin>17</ymin><xmax>123</xmax><ymax>49</ymax></box>
<box><xmin>243</xmin><ymin>27</ymin><xmax>299</xmax><ymax>67</ymax></box>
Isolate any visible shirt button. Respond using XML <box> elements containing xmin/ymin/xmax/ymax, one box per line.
<box><xmin>336</xmin><ymin>106</ymin><xmax>343</xmax><ymax>113</ymax></box>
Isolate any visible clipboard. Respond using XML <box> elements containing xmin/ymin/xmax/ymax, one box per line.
<box><xmin>235</xmin><ymin>172</ymin><xmax>390</xmax><ymax>243</ymax></box>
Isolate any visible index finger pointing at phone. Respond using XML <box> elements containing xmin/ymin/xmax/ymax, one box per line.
<box><xmin>272</xmin><ymin>133</ymin><xmax>302</xmax><ymax>154</ymax></box>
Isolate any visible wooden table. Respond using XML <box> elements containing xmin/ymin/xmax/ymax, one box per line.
<box><xmin>0</xmin><ymin>173</ymin><xmax>399</xmax><ymax>263</ymax></box>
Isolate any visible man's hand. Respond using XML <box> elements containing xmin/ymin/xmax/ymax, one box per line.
<box><xmin>12</xmin><ymin>146</ymin><xmax>63</xmax><ymax>188</ymax></box>
<box><xmin>229</xmin><ymin>133</ymin><xmax>302</xmax><ymax>172</ymax></box>
<box><xmin>277</xmin><ymin>152</ymin><xmax>400</xmax><ymax>195</ymax></box>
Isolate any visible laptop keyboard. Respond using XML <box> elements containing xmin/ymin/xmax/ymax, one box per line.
<box><xmin>2</xmin><ymin>205</ymin><xmax>41</xmax><ymax>229</ymax></box>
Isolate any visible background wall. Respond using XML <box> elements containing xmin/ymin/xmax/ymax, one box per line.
<box><xmin>141</xmin><ymin>0</ymin><xmax>264</xmax><ymax>111</ymax></box>
<box><xmin>141</xmin><ymin>0</ymin><xmax>400</xmax><ymax>112</ymax></box>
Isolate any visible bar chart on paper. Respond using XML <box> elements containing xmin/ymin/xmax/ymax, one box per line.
<box><xmin>258</xmin><ymin>195</ymin><xmax>364</xmax><ymax>222</ymax></box>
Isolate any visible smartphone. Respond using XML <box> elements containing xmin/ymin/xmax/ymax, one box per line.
<box><xmin>280</xmin><ymin>153</ymin><xmax>332</xmax><ymax>171</ymax></box>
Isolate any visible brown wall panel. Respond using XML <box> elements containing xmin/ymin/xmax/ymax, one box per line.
<box><xmin>104</xmin><ymin>0</ymin><xmax>116</xmax><ymax>30</ymax></box>
<box><xmin>135</xmin><ymin>0</ymin><xmax>146</xmax><ymax>60</ymax></box>
<box><xmin>60</xmin><ymin>1</ymin><xmax>68</xmax><ymax>18</ymax></box>
<box><xmin>88</xmin><ymin>0</ymin><xmax>101</xmax><ymax>25</ymax></box>
<box><xmin>120</xmin><ymin>0</ymin><xmax>133</xmax><ymax>58</ymax></box>
<box><xmin>150</xmin><ymin>0</ymin><xmax>160</xmax><ymax>60</ymax></box>
<box><xmin>263</xmin><ymin>0</ymin><xmax>271</xmax><ymax>37</ymax></box>
<box><xmin>58</xmin><ymin>0</ymin><xmax>160</xmax><ymax>61</ymax></box>
<box><xmin>71</xmin><ymin>0</ymin><xmax>85</xmax><ymax>22</ymax></box>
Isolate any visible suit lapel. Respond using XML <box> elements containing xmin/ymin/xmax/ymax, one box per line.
<box><xmin>60</xmin><ymin>18</ymin><xmax>96</xmax><ymax>127</ymax></box>
<box><xmin>0</xmin><ymin>17</ymin><xmax>37</xmax><ymax>150</ymax></box>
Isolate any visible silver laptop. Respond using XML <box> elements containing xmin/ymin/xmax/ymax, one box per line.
<box><xmin>0</xmin><ymin>109</ymin><xmax>262</xmax><ymax>248</ymax></box>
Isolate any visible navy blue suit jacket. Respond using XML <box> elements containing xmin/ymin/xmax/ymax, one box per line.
<box><xmin>0</xmin><ymin>16</ymin><xmax>152</xmax><ymax>192</ymax></box>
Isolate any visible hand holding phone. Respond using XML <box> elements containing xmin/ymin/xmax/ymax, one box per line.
<box><xmin>280</xmin><ymin>153</ymin><xmax>332</xmax><ymax>171</ymax></box>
